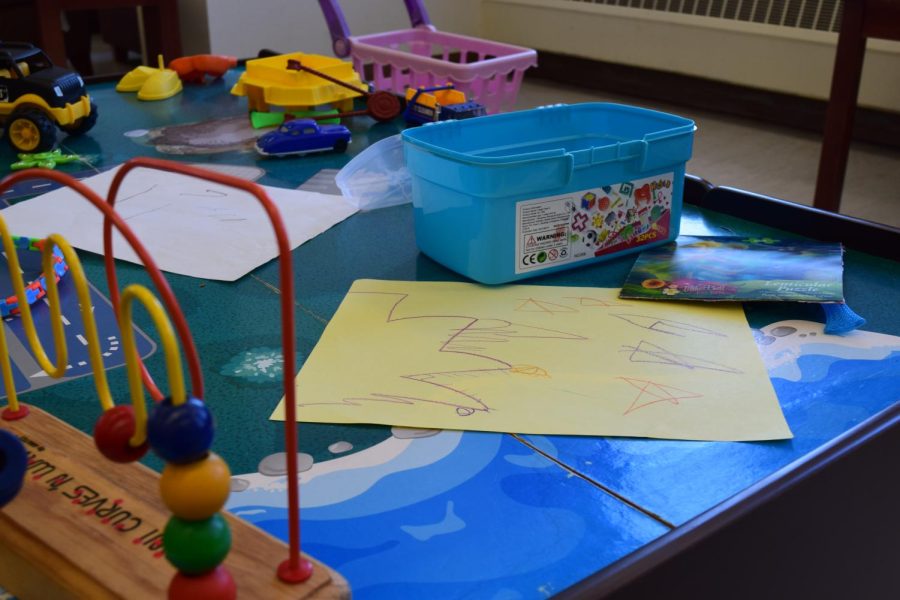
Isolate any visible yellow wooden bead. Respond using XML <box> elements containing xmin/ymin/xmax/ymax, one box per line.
<box><xmin>160</xmin><ymin>453</ymin><xmax>231</xmax><ymax>520</ymax></box>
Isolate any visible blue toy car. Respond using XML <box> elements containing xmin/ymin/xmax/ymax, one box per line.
<box><xmin>254</xmin><ymin>118</ymin><xmax>351</xmax><ymax>157</ymax></box>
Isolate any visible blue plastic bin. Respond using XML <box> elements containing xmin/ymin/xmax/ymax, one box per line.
<box><xmin>401</xmin><ymin>103</ymin><xmax>696</xmax><ymax>284</ymax></box>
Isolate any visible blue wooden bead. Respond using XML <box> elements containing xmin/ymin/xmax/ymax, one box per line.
<box><xmin>0</xmin><ymin>429</ymin><xmax>28</xmax><ymax>508</ymax></box>
<box><xmin>147</xmin><ymin>396</ymin><xmax>214</xmax><ymax>464</ymax></box>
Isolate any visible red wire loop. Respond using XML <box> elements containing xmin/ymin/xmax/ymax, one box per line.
<box><xmin>0</xmin><ymin>167</ymin><xmax>202</xmax><ymax>399</ymax></box>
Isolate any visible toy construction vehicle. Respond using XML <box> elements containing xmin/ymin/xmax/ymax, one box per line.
<box><xmin>403</xmin><ymin>84</ymin><xmax>486</xmax><ymax>125</ymax></box>
<box><xmin>0</xmin><ymin>42</ymin><xmax>98</xmax><ymax>153</ymax></box>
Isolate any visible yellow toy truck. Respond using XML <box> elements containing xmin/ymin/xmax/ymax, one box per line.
<box><xmin>0</xmin><ymin>42</ymin><xmax>98</xmax><ymax>153</ymax></box>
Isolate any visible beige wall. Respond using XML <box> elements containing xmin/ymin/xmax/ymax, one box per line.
<box><xmin>178</xmin><ymin>0</ymin><xmax>211</xmax><ymax>56</ymax></box>
<box><xmin>180</xmin><ymin>0</ymin><xmax>482</xmax><ymax>59</ymax></box>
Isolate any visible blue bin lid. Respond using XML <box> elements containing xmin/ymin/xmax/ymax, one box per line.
<box><xmin>401</xmin><ymin>102</ymin><xmax>695</xmax><ymax>168</ymax></box>
<box><xmin>402</xmin><ymin>103</ymin><xmax>695</xmax><ymax>196</ymax></box>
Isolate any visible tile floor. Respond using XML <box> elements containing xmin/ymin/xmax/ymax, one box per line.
<box><xmin>516</xmin><ymin>79</ymin><xmax>900</xmax><ymax>228</ymax></box>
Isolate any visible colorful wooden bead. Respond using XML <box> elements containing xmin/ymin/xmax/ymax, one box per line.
<box><xmin>168</xmin><ymin>565</ymin><xmax>236</xmax><ymax>600</ymax></box>
<box><xmin>93</xmin><ymin>405</ymin><xmax>149</xmax><ymax>463</ymax></box>
<box><xmin>160</xmin><ymin>453</ymin><xmax>231</xmax><ymax>520</ymax></box>
<box><xmin>163</xmin><ymin>514</ymin><xmax>232</xmax><ymax>574</ymax></box>
<box><xmin>0</xmin><ymin>429</ymin><xmax>27</xmax><ymax>508</ymax></box>
<box><xmin>148</xmin><ymin>396</ymin><xmax>214</xmax><ymax>464</ymax></box>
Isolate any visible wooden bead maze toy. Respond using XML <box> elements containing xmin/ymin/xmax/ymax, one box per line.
<box><xmin>0</xmin><ymin>159</ymin><xmax>348</xmax><ymax>599</ymax></box>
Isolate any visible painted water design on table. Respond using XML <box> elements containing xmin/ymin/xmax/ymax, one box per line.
<box><xmin>225</xmin><ymin>319</ymin><xmax>900</xmax><ymax>598</ymax></box>
<box><xmin>530</xmin><ymin>320</ymin><xmax>900</xmax><ymax>525</ymax></box>
<box><xmin>227</xmin><ymin>429</ymin><xmax>666</xmax><ymax>599</ymax></box>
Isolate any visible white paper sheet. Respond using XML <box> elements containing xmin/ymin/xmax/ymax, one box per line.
<box><xmin>0</xmin><ymin>166</ymin><xmax>358</xmax><ymax>281</ymax></box>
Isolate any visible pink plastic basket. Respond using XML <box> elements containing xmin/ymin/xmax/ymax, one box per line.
<box><xmin>319</xmin><ymin>0</ymin><xmax>537</xmax><ymax>114</ymax></box>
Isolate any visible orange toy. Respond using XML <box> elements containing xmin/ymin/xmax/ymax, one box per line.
<box><xmin>169</xmin><ymin>55</ymin><xmax>237</xmax><ymax>83</ymax></box>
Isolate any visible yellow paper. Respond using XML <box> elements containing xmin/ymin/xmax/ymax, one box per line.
<box><xmin>272</xmin><ymin>280</ymin><xmax>792</xmax><ymax>441</ymax></box>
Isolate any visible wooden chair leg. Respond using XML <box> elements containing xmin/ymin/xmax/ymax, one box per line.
<box><xmin>142</xmin><ymin>1</ymin><xmax>182</xmax><ymax>63</ymax></box>
<box><xmin>814</xmin><ymin>0</ymin><xmax>869</xmax><ymax>213</ymax></box>
<box><xmin>34</xmin><ymin>0</ymin><xmax>67</xmax><ymax>67</ymax></box>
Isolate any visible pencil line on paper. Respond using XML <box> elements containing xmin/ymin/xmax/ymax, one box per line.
<box><xmin>122</xmin><ymin>203</ymin><xmax>171</xmax><ymax>221</ymax></box>
<box><xmin>621</xmin><ymin>340</ymin><xmax>743</xmax><ymax>373</ymax></box>
<box><xmin>119</xmin><ymin>183</ymin><xmax>159</xmax><ymax>204</ymax></box>
<box><xmin>611</xmin><ymin>313</ymin><xmax>727</xmax><ymax>338</ymax></box>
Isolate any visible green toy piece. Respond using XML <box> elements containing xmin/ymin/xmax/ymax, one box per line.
<box><xmin>250</xmin><ymin>108</ymin><xmax>341</xmax><ymax>129</ymax></box>
<box><xmin>10</xmin><ymin>149</ymin><xmax>83</xmax><ymax>171</ymax></box>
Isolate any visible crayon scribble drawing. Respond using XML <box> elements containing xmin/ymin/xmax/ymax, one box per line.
<box><xmin>514</xmin><ymin>298</ymin><xmax>579</xmax><ymax>313</ymax></box>
<box><xmin>610</xmin><ymin>314</ymin><xmax>726</xmax><ymax>338</ymax></box>
<box><xmin>616</xmin><ymin>377</ymin><xmax>704</xmax><ymax>415</ymax></box>
<box><xmin>0</xmin><ymin>165</ymin><xmax>357</xmax><ymax>280</ymax></box>
<box><xmin>272</xmin><ymin>280</ymin><xmax>792</xmax><ymax>441</ymax></box>
<box><xmin>620</xmin><ymin>340</ymin><xmax>744</xmax><ymax>374</ymax></box>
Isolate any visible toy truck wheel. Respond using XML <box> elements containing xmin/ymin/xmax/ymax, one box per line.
<box><xmin>62</xmin><ymin>101</ymin><xmax>99</xmax><ymax>136</ymax></box>
<box><xmin>333</xmin><ymin>139</ymin><xmax>348</xmax><ymax>153</ymax></box>
<box><xmin>367</xmin><ymin>91</ymin><xmax>402</xmax><ymax>122</ymax></box>
<box><xmin>6</xmin><ymin>109</ymin><xmax>57</xmax><ymax>152</ymax></box>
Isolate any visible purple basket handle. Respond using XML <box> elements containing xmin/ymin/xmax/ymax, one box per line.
<box><xmin>319</xmin><ymin>0</ymin><xmax>353</xmax><ymax>57</ymax></box>
<box><xmin>403</xmin><ymin>0</ymin><xmax>433</xmax><ymax>28</ymax></box>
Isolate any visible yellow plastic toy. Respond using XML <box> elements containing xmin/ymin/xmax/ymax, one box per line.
<box><xmin>231</xmin><ymin>52</ymin><xmax>364</xmax><ymax>113</ymax></box>
<box><xmin>116</xmin><ymin>55</ymin><xmax>183</xmax><ymax>101</ymax></box>
<box><xmin>404</xmin><ymin>85</ymin><xmax>466</xmax><ymax>108</ymax></box>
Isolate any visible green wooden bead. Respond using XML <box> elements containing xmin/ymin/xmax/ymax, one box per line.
<box><xmin>163</xmin><ymin>514</ymin><xmax>231</xmax><ymax>574</ymax></box>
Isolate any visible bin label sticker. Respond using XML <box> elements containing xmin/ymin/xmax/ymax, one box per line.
<box><xmin>515</xmin><ymin>172</ymin><xmax>675</xmax><ymax>274</ymax></box>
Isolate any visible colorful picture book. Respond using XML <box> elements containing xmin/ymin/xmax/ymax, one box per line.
<box><xmin>620</xmin><ymin>236</ymin><xmax>844</xmax><ymax>302</ymax></box>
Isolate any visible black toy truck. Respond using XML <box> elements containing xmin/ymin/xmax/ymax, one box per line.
<box><xmin>0</xmin><ymin>41</ymin><xmax>98</xmax><ymax>153</ymax></box>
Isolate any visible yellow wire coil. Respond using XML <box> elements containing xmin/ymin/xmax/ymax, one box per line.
<box><xmin>0</xmin><ymin>216</ymin><xmax>113</xmax><ymax>413</ymax></box>
<box><xmin>118</xmin><ymin>284</ymin><xmax>187</xmax><ymax>447</ymax></box>
<box><xmin>0</xmin><ymin>215</ymin><xmax>187</xmax><ymax>446</ymax></box>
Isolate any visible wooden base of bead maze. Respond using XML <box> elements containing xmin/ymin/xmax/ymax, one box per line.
<box><xmin>0</xmin><ymin>406</ymin><xmax>349</xmax><ymax>599</ymax></box>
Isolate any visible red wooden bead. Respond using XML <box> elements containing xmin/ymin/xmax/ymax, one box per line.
<box><xmin>93</xmin><ymin>405</ymin><xmax>149</xmax><ymax>463</ymax></box>
<box><xmin>168</xmin><ymin>565</ymin><xmax>236</xmax><ymax>600</ymax></box>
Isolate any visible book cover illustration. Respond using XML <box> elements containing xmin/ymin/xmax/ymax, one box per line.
<box><xmin>620</xmin><ymin>236</ymin><xmax>844</xmax><ymax>302</ymax></box>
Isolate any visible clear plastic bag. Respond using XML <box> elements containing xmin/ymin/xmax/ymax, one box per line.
<box><xmin>335</xmin><ymin>134</ymin><xmax>412</xmax><ymax>211</ymax></box>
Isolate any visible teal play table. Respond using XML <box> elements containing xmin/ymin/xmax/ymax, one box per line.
<box><xmin>1</xmin><ymin>71</ymin><xmax>899</xmax><ymax>599</ymax></box>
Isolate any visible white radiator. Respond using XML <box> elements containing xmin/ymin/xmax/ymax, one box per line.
<box><xmin>481</xmin><ymin>0</ymin><xmax>900</xmax><ymax>111</ymax></box>
<box><xmin>583</xmin><ymin>0</ymin><xmax>843</xmax><ymax>32</ymax></box>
